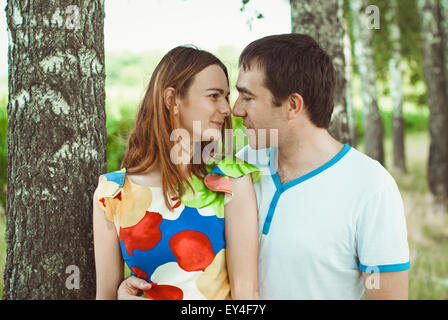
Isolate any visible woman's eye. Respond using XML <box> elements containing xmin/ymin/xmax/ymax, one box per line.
<box><xmin>210</xmin><ymin>94</ymin><xmax>219</xmax><ymax>99</ymax></box>
<box><xmin>243</xmin><ymin>97</ymin><xmax>252</xmax><ymax>102</ymax></box>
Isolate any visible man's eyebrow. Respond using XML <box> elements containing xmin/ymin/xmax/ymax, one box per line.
<box><xmin>236</xmin><ymin>86</ymin><xmax>256</xmax><ymax>96</ymax></box>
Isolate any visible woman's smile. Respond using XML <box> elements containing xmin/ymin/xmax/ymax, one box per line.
<box><xmin>210</xmin><ymin>120</ymin><xmax>224</xmax><ymax>128</ymax></box>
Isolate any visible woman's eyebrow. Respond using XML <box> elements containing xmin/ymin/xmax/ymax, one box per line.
<box><xmin>205</xmin><ymin>88</ymin><xmax>228</xmax><ymax>94</ymax></box>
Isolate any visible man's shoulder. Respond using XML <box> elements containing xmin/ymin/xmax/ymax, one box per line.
<box><xmin>343</xmin><ymin>146</ymin><xmax>398</xmax><ymax>192</ymax></box>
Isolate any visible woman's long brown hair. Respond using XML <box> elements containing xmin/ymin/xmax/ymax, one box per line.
<box><xmin>121</xmin><ymin>46</ymin><xmax>232</xmax><ymax>210</ymax></box>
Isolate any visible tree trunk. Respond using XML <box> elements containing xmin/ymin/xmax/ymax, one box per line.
<box><xmin>441</xmin><ymin>0</ymin><xmax>448</xmax><ymax>95</ymax></box>
<box><xmin>417</xmin><ymin>0</ymin><xmax>448</xmax><ymax>202</ymax></box>
<box><xmin>289</xmin><ymin>0</ymin><xmax>354</xmax><ymax>146</ymax></box>
<box><xmin>386</xmin><ymin>0</ymin><xmax>407</xmax><ymax>173</ymax></box>
<box><xmin>3</xmin><ymin>0</ymin><xmax>107</xmax><ymax>299</ymax></box>
<box><xmin>349</xmin><ymin>0</ymin><xmax>385</xmax><ymax>165</ymax></box>
<box><xmin>343</xmin><ymin>23</ymin><xmax>357</xmax><ymax>147</ymax></box>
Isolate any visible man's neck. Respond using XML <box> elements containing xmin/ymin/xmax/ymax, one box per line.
<box><xmin>274</xmin><ymin>128</ymin><xmax>344</xmax><ymax>185</ymax></box>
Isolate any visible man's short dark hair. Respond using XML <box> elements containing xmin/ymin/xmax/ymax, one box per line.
<box><xmin>239</xmin><ymin>33</ymin><xmax>336</xmax><ymax>128</ymax></box>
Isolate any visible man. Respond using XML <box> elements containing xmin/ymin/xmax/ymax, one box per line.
<box><xmin>117</xmin><ymin>33</ymin><xmax>410</xmax><ymax>299</ymax></box>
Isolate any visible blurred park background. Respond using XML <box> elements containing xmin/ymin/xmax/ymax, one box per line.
<box><xmin>1</xmin><ymin>0</ymin><xmax>448</xmax><ymax>299</ymax></box>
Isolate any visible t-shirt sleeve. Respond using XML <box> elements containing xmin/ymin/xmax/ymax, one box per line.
<box><xmin>356</xmin><ymin>178</ymin><xmax>410</xmax><ymax>273</ymax></box>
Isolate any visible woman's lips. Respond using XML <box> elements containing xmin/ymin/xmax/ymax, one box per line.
<box><xmin>210</xmin><ymin>121</ymin><xmax>223</xmax><ymax>128</ymax></box>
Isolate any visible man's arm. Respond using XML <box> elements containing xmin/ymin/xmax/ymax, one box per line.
<box><xmin>363</xmin><ymin>270</ymin><xmax>408</xmax><ymax>300</ymax></box>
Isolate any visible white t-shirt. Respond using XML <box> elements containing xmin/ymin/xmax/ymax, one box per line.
<box><xmin>236</xmin><ymin>144</ymin><xmax>410</xmax><ymax>300</ymax></box>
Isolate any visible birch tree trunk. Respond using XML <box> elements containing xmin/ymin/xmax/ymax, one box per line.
<box><xmin>386</xmin><ymin>0</ymin><xmax>407</xmax><ymax>173</ymax></box>
<box><xmin>417</xmin><ymin>0</ymin><xmax>448</xmax><ymax>202</ymax></box>
<box><xmin>3</xmin><ymin>0</ymin><xmax>107</xmax><ymax>299</ymax></box>
<box><xmin>289</xmin><ymin>0</ymin><xmax>354</xmax><ymax>145</ymax></box>
<box><xmin>441</xmin><ymin>0</ymin><xmax>448</xmax><ymax>94</ymax></box>
<box><xmin>344</xmin><ymin>24</ymin><xmax>357</xmax><ymax>147</ymax></box>
<box><xmin>349</xmin><ymin>0</ymin><xmax>385</xmax><ymax>165</ymax></box>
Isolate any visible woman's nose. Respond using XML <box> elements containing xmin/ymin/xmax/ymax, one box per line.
<box><xmin>219</xmin><ymin>99</ymin><xmax>231</xmax><ymax>116</ymax></box>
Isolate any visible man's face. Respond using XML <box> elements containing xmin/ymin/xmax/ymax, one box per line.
<box><xmin>233</xmin><ymin>64</ymin><xmax>283</xmax><ymax>149</ymax></box>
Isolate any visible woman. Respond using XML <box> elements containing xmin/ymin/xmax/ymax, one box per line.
<box><xmin>93</xmin><ymin>46</ymin><xmax>260</xmax><ymax>300</ymax></box>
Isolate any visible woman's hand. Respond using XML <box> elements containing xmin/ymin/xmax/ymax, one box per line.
<box><xmin>117</xmin><ymin>276</ymin><xmax>152</xmax><ymax>300</ymax></box>
<box><xmin>224</xmin><ymin>174</ymin><xmax>259</xmax><ymax>300</ymax></box>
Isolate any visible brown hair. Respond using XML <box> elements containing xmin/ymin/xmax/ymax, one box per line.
<box><xmin>121</xmin><ymin>46</ymin><xmax>232</xmax><ymax>209</ymax></box>
<box><xmin>239</xmin><ymin>33</ymin><xmax>336</xmax><ymax>128</ymax></box>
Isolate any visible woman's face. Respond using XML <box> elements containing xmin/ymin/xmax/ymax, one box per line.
<box><xmin>176</xmin><ymin>64</ymin><xmax>231</xmax><ymax>142</ymax></box>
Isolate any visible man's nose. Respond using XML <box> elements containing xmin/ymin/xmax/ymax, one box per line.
<box><xmin>232</xmin><ymin>99</ymin><xmax>245</xmax><ymax>118</ymax></box>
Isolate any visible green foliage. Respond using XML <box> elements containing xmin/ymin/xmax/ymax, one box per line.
<box><xmin>105</xmin><ymin>50</ymin><xmax>164</xmax><ymax>89</ymax></box>
<box><xmin>344</xmin><ymin>0</ymin><xmax>427</xmax><ymax>108</ymax></box>
<box><xmin>106</xmin><ymin>105</ymin><xmax>136</xmax><ymax>173</ymax></box>
<box><xmin>354</xmin><ymin>107</ymin><xmax>428</xmax><ymax>144</ymax></box>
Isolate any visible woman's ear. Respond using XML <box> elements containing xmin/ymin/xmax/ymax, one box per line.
<box><xmin>286</xmin><ymin>93</ymin><xmax>304</xmax><ymax>121</ymax></box>
<box><xmin>163</xmin><ymin>87</ymin><xmax>179</xmax><ymax>115</ymax></box>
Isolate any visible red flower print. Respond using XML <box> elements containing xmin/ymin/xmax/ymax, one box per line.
<box><xmin>131</xmin><ymin>266</ymin><xmax>149</xmax><ymax>280</ymax></box>
<box><xmin>113</xmin><ymin>191</ymin><xmax>122</xmax><ymax>201</ymax></box>
<box><xmin>144</xmin><ymin>283</ymin><xmax>184</xmax><ymax>300</ymax></box>
<box><xmin>119</xmin><ymin>211</ymin><xmax>163</xmax><ymax>256</ymax></box>
<box><xmin>169</xmin><ymin>230</ymin><xmax>215</xmax><ymax>272</ymax></box>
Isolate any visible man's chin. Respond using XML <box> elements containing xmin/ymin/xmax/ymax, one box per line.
<box><xmin>248</xmin><ymin>138</ymin><xmax>270</xmax><ymax>150</ymax></box>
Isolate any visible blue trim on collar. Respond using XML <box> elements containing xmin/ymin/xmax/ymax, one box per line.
<box><xmin>262</xmin><ymin>144</ymin><xmax>352</xmax><ymax>235</ymax></box>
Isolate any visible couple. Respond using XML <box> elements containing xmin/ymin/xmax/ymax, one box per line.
<box><xmin>93</xmin><ymin>33</ymin><xmax>410</xmax><ymax>300</ymax></box>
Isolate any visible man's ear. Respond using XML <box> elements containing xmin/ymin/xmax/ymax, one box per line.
<box><xmin>286</xmin><ymin>93</ymin><xmax>304</xmax><ymax>120</ymax></box>
<box><xmin>163</xmin><ymin>87</ymin><xmax>179</xmax><ymax>115</ymax></box>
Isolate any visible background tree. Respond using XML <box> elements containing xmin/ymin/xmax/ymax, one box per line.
<box><xmin>3</xmin><ymin>0</ymin><xmax>106</xmax><ymax>299</ymax></box>
<box><xmin>343</xmin><ymin>24</ymin><xmax>357</xmax><ymax>147</ymax></box>
<box><xmin>442</xmin><ymin>0</ymin><xmax>448</xmax><ymax>95</ymax></box>
<box><xmin>417</xmin><ymin>0</ymin><xmax>448</xmax><ymax>203</ymax></box>
<box><xmin>289</xmin><ymin>0</ymin><xmax>354</xmax><ymax>145</ymax></box>
<box><xmin>349</xmin><ymin>0</ymin><xmax>385</xmax><ymax>165</ymax></box>
<box><xmin>386</xmin><ymin>0</ymin><xmax>407</xmax><ymax>173</ymax></box>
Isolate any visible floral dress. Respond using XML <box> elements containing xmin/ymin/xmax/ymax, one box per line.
<box><xmin>97</xmin><ymin>157</ymin><xmax>260</xmax><ymax>300</ymax></box>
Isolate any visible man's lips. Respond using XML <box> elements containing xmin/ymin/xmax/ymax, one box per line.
<box><xmin>243</xmin><ymin>121</ymin><xmax>252</xmax><ymax>129</ymax></box>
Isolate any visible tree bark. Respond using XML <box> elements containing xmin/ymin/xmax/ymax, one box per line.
<box><xmin>3</xmin><ymin>0</ymin><xmax>106</xmax><ymax>299</ymax></box>
<box><xmin>441</xmin><ymin>0</ymin><xmax>448</xmax><ymax>95</ymax></box>
<box><xmin>386</xmin><ymin>0</ymin><xmax>407</xmax><ymax>173</ymax></box>
<box><xmin>417</xmin><ymin>0</ymin><xmax>448</xmax><ymax>202</ymax></box>
<box><xmin>289</xmin><ymin>0</ymin><xmax>354</xmax><ymax>145</ymax></box>
<box><xmin>343</xmin><ymin>23</ymin><xmax>357</xmax><ymax>147</ymax></box>
<box><xmin>349</xmin><ymin>0</ymin><xmax>385</xmax><ymax>165</ymax></box>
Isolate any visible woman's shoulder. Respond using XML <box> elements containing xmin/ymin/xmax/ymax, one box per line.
<box><xmin>126</xmin><ymin>170</ymin><xmax>163</xmax><ymax>189</ymax></box>
<box><xmin>97</xmin><ymin>168</ymin><xmax>127</xmax><ymax>199</ymax></box>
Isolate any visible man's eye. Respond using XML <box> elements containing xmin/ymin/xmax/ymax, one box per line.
<box><xmin>209</xmin><ymin>94</ymin><xmax>219</xmax><ymax>99</ymax></box>
<box><xmin>243</xmin><ymin>96</ymin><xmax>252</xmax><ymax>102</ymax></box>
